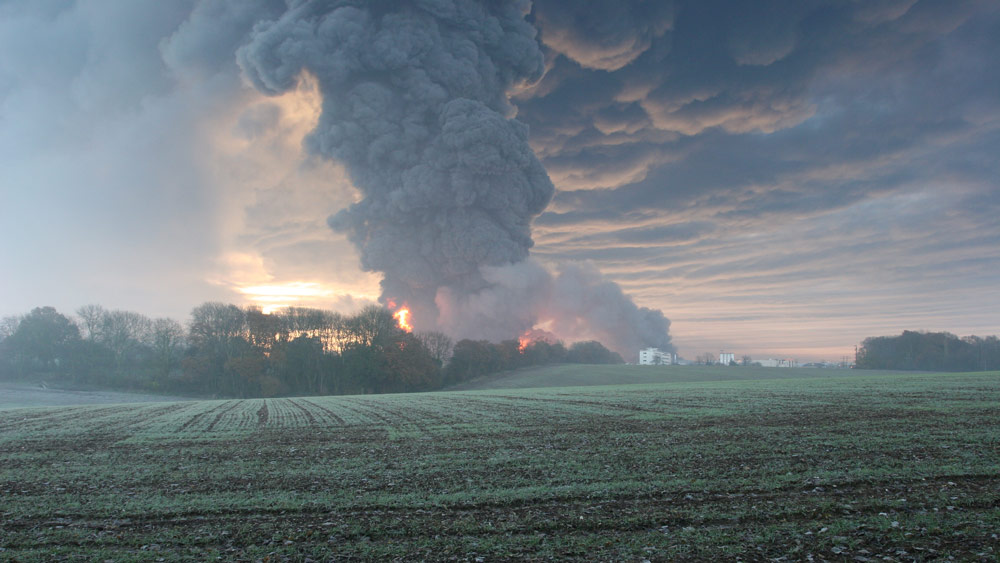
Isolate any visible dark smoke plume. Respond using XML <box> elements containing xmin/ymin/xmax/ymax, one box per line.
<box><xmin>237</xmin><ymin>0</ymin><xmax>672</xmax><ymax>358</ymax></box>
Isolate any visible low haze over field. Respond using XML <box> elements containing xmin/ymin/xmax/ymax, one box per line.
<box><xmin>1</xmin><ymin>0</ymin><xmax>998</xmax><ymax>361</ymax></box>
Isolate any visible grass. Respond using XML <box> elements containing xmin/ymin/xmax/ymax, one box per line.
<box><xmin>0</xmin><ymin>381</ymin><xmax>193</xmax><ymax>410</ymax></box>
<box><xmin>1</xmin><ymin>368</ymin><xmax>998</xmax><ymax>561</ymax></box>
<box><xmin>445</xmin><ymin>363</ymin><xmax>921</xmax><ymax>390</ymax></box>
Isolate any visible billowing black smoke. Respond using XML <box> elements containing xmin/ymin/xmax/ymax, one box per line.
<box><xmin>237</xmin><ymin>0</ymin><xmax>672</xmax><ymax>358</ymax></box>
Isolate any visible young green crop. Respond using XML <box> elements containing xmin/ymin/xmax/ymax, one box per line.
<box><xmin>1</xmin><ymin>369</ymin><xmax>997</xmax><ymax>560</ymax></box>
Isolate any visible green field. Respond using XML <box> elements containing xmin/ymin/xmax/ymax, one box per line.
<box><xmin>446</xmin><ymin>364</ymin><xmax>916</xmax><ymax>390</ymax></box>
<box><xmin>0</xmin><ymin>382</ymin><xmax>194</xmax><ymax>410</ymax></box>
<box><xmin>1</xmin><ymin>368</ymin><xmax>998</xmax><ymax>561</ymax></box>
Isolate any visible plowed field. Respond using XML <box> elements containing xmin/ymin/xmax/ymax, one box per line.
<box><xmin>1</xmin><ymin>371</ymin><xmax>998</xmax><ymax>561</ymax></box>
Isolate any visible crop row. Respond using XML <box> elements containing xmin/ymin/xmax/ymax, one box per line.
<box><xmin>1</xmin><ymin>371</ymin><xmax>998</xmax><ymax>561</ymax></box>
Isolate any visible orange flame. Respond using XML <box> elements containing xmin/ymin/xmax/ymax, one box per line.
<box><xmin>517</xmin><ymin>328</ymin><xmax>559</xmax><ymax>353</ymax></box>
<box><xmin>393</xmin><ymin>307</ymin><xmax>413</xmax><ymax>332</ymax></box>
<box><xmin>517</xmin><ymin>330</ymin><xmax>534</xmax><ymax>353</ymax></box>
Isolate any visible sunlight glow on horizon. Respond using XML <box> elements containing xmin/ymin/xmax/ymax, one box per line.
<box><xmin>234</xmin><ymin>282</ymin><xmax>378</xmax><ymax>314</ymax></box>
<box><xmin>237</xmin><ymin>282</ymin><xmax>330</xmax><ymax>313</ymax></box>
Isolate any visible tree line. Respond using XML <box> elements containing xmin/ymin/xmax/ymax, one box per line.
<box><xmin>856</xmin><ymin>330</ymin><xmax>1000</xmax><ymax>372</ymax></box>
<box><xmin>0</xmin><ymin>303</ymin><xmax>622</xmax><ymax>397</ymax></box>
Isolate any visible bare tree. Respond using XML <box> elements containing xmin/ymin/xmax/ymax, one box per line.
<box><xmin>741</xmin><ymin>354</ymin><xmax>753</xmax><ymax>366</ymax></box>
<box><xmin>278</xmin><ymin>307</ymin><xmax>345</xmax><ymax>353</ymax></box>
<box><xmin>344</xmin><ymin>305</ymin><xmax>398</xmax><ymax>350</ymax></box>
<box><xmin>245</xmin><ymin>306</ymin><xmax>281</xmax><ymax>351</ymax></box>
<box><xmin>188</xmin><ymin>302</ymin><xmax>249</xmax><ymax>396</ymax></box>
<box><xmin>100</xmin><ymin>310</ymin><xmax>152</xmax><ymax>379</ymax></box>
<box><xmin>698</xmin><ymin>352</ymin><xmax>715</xmax><ymax>365</ymax></box>
<box><xmin>150</xmin><ymin>318</ymin><xmax>185</xmax><ymax>382</ymax></box>
<box><xmin>76</xmin><ymin>304</ymin><xmax>106</xmax><ymax>341</ymax></box>
<box><xmin>417</xmin><ymin>331</ymin><xmax>454</xmax><ymax>365</ymax></box>
<box><xmin>188</xmin><ymin>303</ymin><xmax>247</xmax><ymax>355</ymax></box>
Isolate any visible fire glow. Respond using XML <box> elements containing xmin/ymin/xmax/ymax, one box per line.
<box><xmin>517</xmin><ymin>328</ymin><xmax>558</xmax><ymax>353</ymax></box>
<box><xmin>394</xmin><ymin>307</ymin><xmax>413</xmax><ymax>332</ymax></box>
<box><xmin>387</xmin><ymin>299</ymin><xmax>413</xmax><ymax>332</ymax></box>
<box><xmin>518</xmin><ymin>332</ymin><xmax>532</xmax><ymax>353</ymax></box>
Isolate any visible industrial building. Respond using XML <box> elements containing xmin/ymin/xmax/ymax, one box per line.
<box><xmin>639</xmin><ymin>347</ymin><xmax>675</xmax><ymax>365</ymax></box>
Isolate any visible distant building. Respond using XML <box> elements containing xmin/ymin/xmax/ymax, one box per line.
<box><xmin>639</xmin><ymin>347</ymin><xmax>675</xmax><ymax>365</ymax></box>
<box><xmin>758</xmin><ymin>358</ymin><xmax>798</xmax><ymax>368</ymax></box>
<box><xmin>719</xmin><ymin>352</ymin><xmax>736</xmax><ymax>365</ymax></box>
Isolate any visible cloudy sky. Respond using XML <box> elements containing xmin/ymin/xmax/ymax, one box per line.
<box><xmin>2</xmin><ymin>0</ymin><xmax>998</xmax><ymax>362</ymax></box>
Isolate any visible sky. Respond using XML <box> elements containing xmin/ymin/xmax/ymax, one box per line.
<box><xmin>1</xmin><ymin>0</ymin><xmax>998</xmax><ymax>362</ymax></box>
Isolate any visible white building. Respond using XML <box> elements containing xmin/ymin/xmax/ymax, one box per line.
<box><xmin>719</xmin><ymin>352</ymin><xmax>736</xmax><ymax>365</ymax></box>
<box><xmin>639</xmin><ymin>347</ymin><xmax>675</xmax><ymax>365</ymax></box>
<box><xmin>758</xmin><ymin>358</ymin><xmax>798</xmax><ymax>368</ymax></box>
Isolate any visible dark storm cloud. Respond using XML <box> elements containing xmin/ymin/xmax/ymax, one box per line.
<box><xmin>522</xmin><ymin>0</ymin><xmax>999</xmax><ymax>242</ymax></box>
<box><xmin>524</xmin><ymin>0</ymin><xmax>999</xmax><ymax>194</ymax></box>
<box><xmin>516</xmin><ymin>0</ymin><xmax>999</xmax><ymax>359</ymax></box>
<box><xmin>531</xmin><ymin>0</ymin><xmax>675</xmax><ymax>71</ymax></box>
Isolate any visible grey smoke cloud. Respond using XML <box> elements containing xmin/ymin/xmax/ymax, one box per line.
<box><xmin>436</xmin><ymin>259</ymin><xmax>672</xmax><ymax>356</ymax></box>
<box><xmin>237</xmin><ymin>1</ymin><xmax>551</xmax><ymax>318</ymax></box>
<box><xmin>236</xmin><ymin>0</ymin><xmax>674</xmax><ymax>356</ymax></box>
